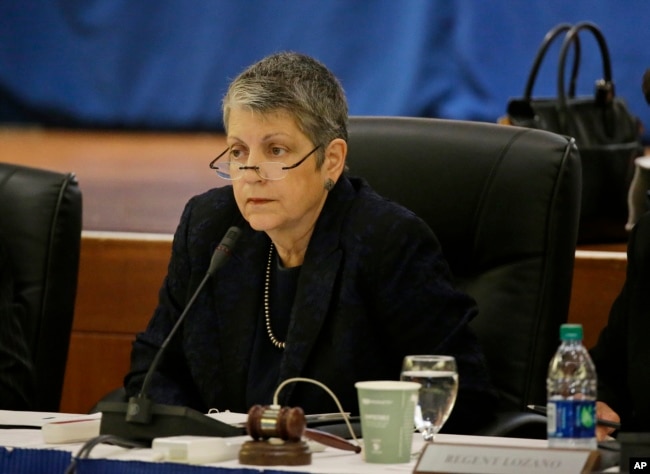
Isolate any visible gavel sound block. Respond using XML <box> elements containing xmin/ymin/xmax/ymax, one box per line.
<box><xmin>239</xmin><ymin>405</ymin><xmax>312</xmax><ymax>466</ymax></box>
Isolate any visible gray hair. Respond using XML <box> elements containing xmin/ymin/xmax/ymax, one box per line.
<box><xmin>222</xmin><ymin>52</ymin><xmax>348</xmax><ymax>167</ymax></box>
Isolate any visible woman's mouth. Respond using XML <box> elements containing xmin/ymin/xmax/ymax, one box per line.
<box><xmin>247</xmin><ymin>198</ymin><xmax>272</xmax><ymax>205</ymax></box>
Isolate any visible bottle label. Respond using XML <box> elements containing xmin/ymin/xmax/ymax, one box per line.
<box><xmin>547</xmin><ymin>400</ymin><xmax>596</xmax><ymax>439</ymax></box>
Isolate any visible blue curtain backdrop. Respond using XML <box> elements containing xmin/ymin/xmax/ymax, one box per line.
<box><xmin>1</xmin><ymin>0</ymin><xmax>649</xmax><ymax>141</ymax></box>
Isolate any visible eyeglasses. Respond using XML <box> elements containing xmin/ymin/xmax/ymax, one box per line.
<box><xmin>209</xmin><ymin>145</ymin><xmax>321</xmax><ymax>181</ymax></box>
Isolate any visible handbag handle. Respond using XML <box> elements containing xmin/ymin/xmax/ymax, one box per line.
<box><xmin>556</xmin><ymin>21</ymin><xmax>615</xmax><ymax>134</ymax></box>
<box><xmin>524</xmin><ymin>23</ymin><xmax>581</xmax><ymax>99</ymax></box>
<box><xmin>557</xmin><ymin>21</ymin><xmax>614</xmax><ymax>107</ymax></box>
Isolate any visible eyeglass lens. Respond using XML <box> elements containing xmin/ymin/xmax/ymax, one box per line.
<box><xmin>215</xmin><ymin>161</ymin><xmax>286</xmax><ymax>181</ymax></box>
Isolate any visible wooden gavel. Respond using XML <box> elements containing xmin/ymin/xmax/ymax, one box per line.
<box><xmin>246</xmin><ymin>404</ymin><xmax>361</xmax><ymax>453</ymax></box>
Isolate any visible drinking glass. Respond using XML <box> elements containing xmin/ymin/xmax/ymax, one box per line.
<box><xmin>400</xmin><ymin>355</ymin><xmax>458</xmax><ymax>442</ymax></box>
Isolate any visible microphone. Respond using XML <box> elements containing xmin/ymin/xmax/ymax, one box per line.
<box><xmin>643</xmin><ymin>69</ymin><xmax>650</xmax><ymax>105</ymax></box>
<box><xmin>98</xmin><ymin>226</ymin><xmax>245</xmax><ymax>445</ymax></box>
<box><xmin>130</xmin><ymin>225</ymin><xmax>242</xmax><ymax>416</ymax></box>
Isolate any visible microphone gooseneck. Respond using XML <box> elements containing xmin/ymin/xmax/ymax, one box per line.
<box><xmin>126</xmin><ymin>226</ymin><xmax>242</xmax><ymax>424</ymax></box>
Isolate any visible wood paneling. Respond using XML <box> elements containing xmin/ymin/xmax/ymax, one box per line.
<box><xmin>60</xmin><ymin>332</ymin><xmax>135</xmax><ymax>414</ymax></box>
<box><xmin>568</xmin><ymin>250</ymin><xmax>627</xmax><ymax>349</ymax></box>
<box><xmin>60</xmin><ymin>233</ymin><xmax>172</xmax><ymax>413</ymax></box>
<box><xmin>74</xmin><ymin>233</ymin><xmax>171</xmax><ymax>333</ymax></box>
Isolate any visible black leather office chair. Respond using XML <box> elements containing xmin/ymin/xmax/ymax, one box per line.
<box><xmin>0</xmin><ymin>162</ymin><xmax>82</xmax><ymax>412</ymax></box>
<box><xmin>347</xmin><ymin>116</ymin><xmax>582</xmax><ymax>437</ymax></box>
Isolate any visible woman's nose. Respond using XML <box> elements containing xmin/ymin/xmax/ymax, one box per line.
<box><xmin>240</xmin><ymin>152</ymin><xmax>264</xmax><ymax>182</ymax></box>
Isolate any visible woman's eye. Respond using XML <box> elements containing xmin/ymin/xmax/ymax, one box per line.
<box><xmin>229</xmin><ymin>148</ymin><xmax>246</xmax><ymax>161</ymax></box>
<box><xmin>270</xmin><ymin>147</ymin><xmax>287</xmax><ymax>158</ymax></box>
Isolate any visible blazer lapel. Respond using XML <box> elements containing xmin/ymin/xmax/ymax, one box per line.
<box><xmin>276</xmin><ymin>179</ymin><xmax>355</xmax><ymax>403</ymax></box>
<box><xmin>211</xmin><ymin>227</ymin><xmax>268</xmax><ymax>409</ymax></box>
<box><xmin>278</xmin><ymin>244</ymin><xmax>342</xmax><ymax>388</ymax></box>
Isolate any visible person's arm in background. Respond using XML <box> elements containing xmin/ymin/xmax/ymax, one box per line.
<box><xmin>590</xmin><ymin>285</ymin><xmax>628</xmax><ymax>440</ymax></box>
<box><xmin>592</xmin><ymin>71</ymin><xmax>650</xmax><ymax>441</ymax></box>
<box><xmin>596</xmin><ymin>401</ymin><xmax>621</xmax><ymax>441</ymax></box>
<box><xmin>590</xmin><ymin>211</ymin><xmax>650</xmax><ymax>439</ymax></box>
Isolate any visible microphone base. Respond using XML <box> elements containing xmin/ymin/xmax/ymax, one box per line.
<box><xmin>97</xmin><ymin>401</ymin><xmax>245</xmax><ymax>446</ymax></box>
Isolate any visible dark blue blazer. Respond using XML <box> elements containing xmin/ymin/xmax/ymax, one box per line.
<box><xmin>125</xmin><ymin>176</ymin><xmax>497</xmax><ymax>433</ymax></box>
<box><xmin>591</xmin><ymin>211</ymin><xmax>650</xmax><ymax>431</ymax></box>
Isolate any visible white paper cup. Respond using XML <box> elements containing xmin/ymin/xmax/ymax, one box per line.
<box><xmin>355</xmin><ymin>380</ymin><xmax>421</xmax><ymax>463</ymax></box>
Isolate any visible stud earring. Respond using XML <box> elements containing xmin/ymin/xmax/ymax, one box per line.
<box><xmin>324</xmin><ymin>178</ymin><xmax>335</xmax><ymax>191</ymax></box>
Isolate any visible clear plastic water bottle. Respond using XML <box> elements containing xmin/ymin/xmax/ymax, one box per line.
<box><xmin>546</xmin><ymin>323</ymin><xmax>597</xmax><ymax>449</ymax></box>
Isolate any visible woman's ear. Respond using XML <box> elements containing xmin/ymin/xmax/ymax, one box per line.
<box><xmin>323</xmin><ymin>138</ymin><xmax>347</xmax><ymax>180</ymax></box>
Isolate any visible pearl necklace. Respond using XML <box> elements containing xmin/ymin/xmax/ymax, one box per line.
<box><xmin>264</xmin><ymin>244</ymin><xmax>286</xmax><ymax>350</ymax></box>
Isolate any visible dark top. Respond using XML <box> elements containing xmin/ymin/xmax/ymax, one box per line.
<box><xmin>590</xmin><ymin>211</ymin><xmax>650</xmax><ymax>432</ymax></box>
<box><xmin>0</xmin><ymin>236</ymin><xmax>35</xmax><ymax>410</ymax></box>
<box><xmin>246</xmin><ymin>252</ymin><xmax>300</xmax><ymax>408</ymax></box>
<box><xmin>125</xmin><ymin>175</ymin><xmax>498</xmax><ymax>434</ymax></box>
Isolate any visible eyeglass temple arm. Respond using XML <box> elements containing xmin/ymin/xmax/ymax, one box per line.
<box><xmin>209</xmin><ymin>148</ymin><xmax>230</xmax><ymax>169</ymax></box>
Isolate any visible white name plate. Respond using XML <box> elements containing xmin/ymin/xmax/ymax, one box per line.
<box><xmin>413</xmin><ymin>442</ymin><xmax>600</xmax><ymax>474</ymax></box>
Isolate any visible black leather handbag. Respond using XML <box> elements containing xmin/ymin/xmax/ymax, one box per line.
<box><xmin>504</xmin><ymin>21</ymin><xmax>643</xmax><ymax>243</ymax></box>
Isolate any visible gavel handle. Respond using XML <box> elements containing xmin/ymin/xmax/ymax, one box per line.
<box><xmin>303</xmin><ymin>428</ymin><xmax>362</xmax><ymax>454</ymax></box>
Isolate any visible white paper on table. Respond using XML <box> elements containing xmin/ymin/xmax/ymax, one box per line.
<box><xmin>0</xmin><ymin>410</ymin><xmax>100</xmax><ymax>428</ymax></box>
